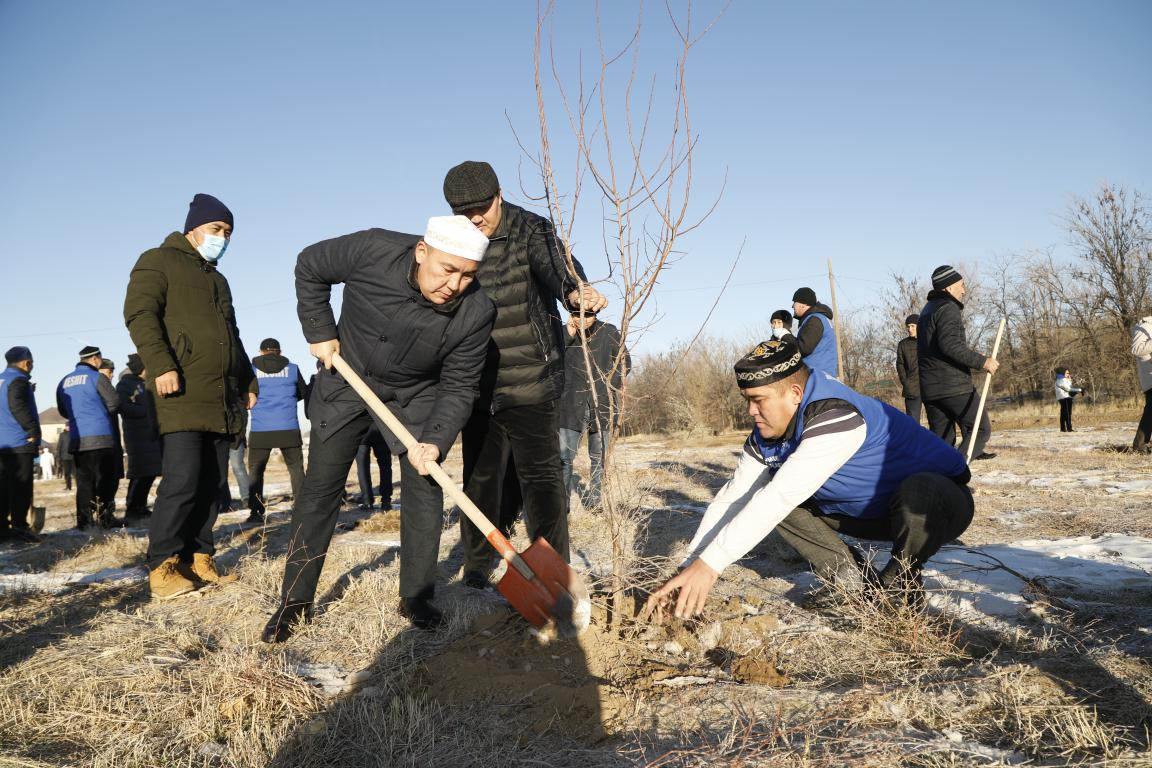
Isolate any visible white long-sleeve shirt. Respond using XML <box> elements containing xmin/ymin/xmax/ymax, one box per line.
<box><xmin>684</xmin><ymin>405</ymin><xmax>867</xmax><ymax>574</ymax></box>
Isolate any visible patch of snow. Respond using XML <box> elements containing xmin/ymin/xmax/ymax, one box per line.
<box><xmin>0</xmin><ymin>566</ymin><xmax>147</xmax><ymax>594</ymax></box>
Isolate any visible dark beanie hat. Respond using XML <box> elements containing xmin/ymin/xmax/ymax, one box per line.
<box><xmin>734</xmin><ymin>338</ymin><xmax>804</xmax><ymax>389</ymax></box>
<box><xmin>792</xmin><ymin>287</ymin><xmax>817</xmax><ymax>306</ymax></box>
<box><xmin>931</xmin><ymin>265</ymin><xmax>962</xmax><ymax>290</ymax></box>
<box><xmin>260</xmin><ymin>338</ymin><xmax>281</xmax><ymax>351</ymax></box>
<box><xmin>127</xmin><ymin>353</ymin><xmax>144</xmax><ymax>375</ymax></box>
<box><xmin>904</xmin><ymin>314</ymin><xmax>919</xmax><ymax>326</ymax></box>
<box><xmin>443</xmin><ymin>161</ymin><xmax>500</xmax><ymax>214</ymax></box>
<box><xmin>184</xmin><ymin>193</ymin><xmax>234</xmax><ymax>234</ymax></box>
<box><xmin>4</xmin><ymin>346</ymin><xmax>32</xmax><ymax>364</ymax></box>
<box><xmin>79</xmin><ymin>345</ymin><xmax>101</xmax><ymax>359</ymax></box>
<box><xmin>770</xmin><ymin>309</ymin><xmax>793</xmax><ymax>326</ymax></box>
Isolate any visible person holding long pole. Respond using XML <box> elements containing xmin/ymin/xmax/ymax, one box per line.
<box><xmin>917</xmin><ymin>266</ymin><xmax>1000</xmax><ymax>462</ymax></box>
<box><xmin>262</xmin><ymin>216</ymin><xmax>494</xmax><ymax>641</ymax></box>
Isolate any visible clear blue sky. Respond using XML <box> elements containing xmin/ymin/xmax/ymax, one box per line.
<box><xmin>1</xmin><ymin>0</ymin><xmax>1149</xmax><ymax>391</ymax></box>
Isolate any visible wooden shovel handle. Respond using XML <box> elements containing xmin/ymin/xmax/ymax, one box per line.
<box><xmin>330</xmin><ymin>353</ymin><xmax>531</xmax><ymax>577</ymax></box>
<box><xmin>966</xmin><ymin>316</ymin><xmax>1006</xmax><ymax>463</ymax></box>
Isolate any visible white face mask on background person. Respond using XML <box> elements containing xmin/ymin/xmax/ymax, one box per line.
<box><xmin>771</xmin><ymin>326</ymin><xmax>787</xmax><ymax>340</ymax></box>
<box><xmin>197</xmin><ymin>234</ymin><xmax>228</xmax><ymax>262</ymax></box>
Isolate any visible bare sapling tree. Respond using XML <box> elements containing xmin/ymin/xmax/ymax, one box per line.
<box><xmin>525</xmin><ymin>0</ymin><xmax>727</xmax><ymax>627</ymax></box>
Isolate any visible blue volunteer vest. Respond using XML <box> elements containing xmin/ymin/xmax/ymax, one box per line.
<box><xmin>749</xmin><ymin>369</ymin><xmax>967</xmax><ymax>519</ymax></box>
<box><xmin>0</xmin><ymin>367</ymin><xmax>37</xmax><ymax>449</ymax></box>
<box><xmin>798</xmin><ymin>313</ymin><xmax>839</xmax><ymax>376</ymax></box>
<box><xmin>251</xmin><ymin>362</ymin><xmax>300</xmax><ymax>433</ymax></box>
<box><xmin>57</xmin><ymin>364</ymin><xmax>114</xmax><ymax>440</ymax></box>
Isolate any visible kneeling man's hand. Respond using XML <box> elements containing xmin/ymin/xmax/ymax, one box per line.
<box><xmin>642</xmin><ymin>558</ymin><xmax>718</xmax><ymax>622</ymax></box>
<box><xmin>407</xmin><ymin>443</ymin><xmax>440</xmax><ymax>475</ymax></box>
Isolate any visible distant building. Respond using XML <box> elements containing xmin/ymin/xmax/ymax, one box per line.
<box><xmin>38</xmin><ymin>407</ymin><xmax>67</xmax><ymax>446</ymax></box>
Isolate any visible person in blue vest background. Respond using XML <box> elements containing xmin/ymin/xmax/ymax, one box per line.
<box><xmin>56</xmin><ymin>346</ymin><xmax>121</xmax><ymax>530</ymax></box>
<box><xmin>644</xmin><ymin>338</ymin><xmax>974</xmax><ymax>621</ymax></box>
<box><xmin>245</xmin><ymin>338</ymin><xmax>307</xmax><ymax>524</ymax></box>
<box><xmin>791</xmin><ymin>287</ymin><xmax>839</xmax><ymax>378</ymax></box>
<box><xmin>0</xmin><ymin>346</ymin><xmax>42</xmax><ymax>543</ymax></box>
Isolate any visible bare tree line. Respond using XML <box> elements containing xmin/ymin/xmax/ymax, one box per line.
<box><xmin>625</xmin><ymin>182</ymin><xmax>1152</xmax><ymax>433</ymax></box>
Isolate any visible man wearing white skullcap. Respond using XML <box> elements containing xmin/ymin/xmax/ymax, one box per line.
<box><xmin>263</xmin><ymin>216</ymin><xmax>496</xmax><ymax>640</ymax></box>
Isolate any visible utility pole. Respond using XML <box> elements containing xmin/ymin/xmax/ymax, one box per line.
<box><xmin>827</xmin><ymin>258</ymin><xmax>845</xmax><ymax>380</ymax></box>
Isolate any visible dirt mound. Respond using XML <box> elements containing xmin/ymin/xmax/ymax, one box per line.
<box><xmin>412</xmin><ymin>608</ymin><xmax>637</xmax><ymax>740</ymax></box>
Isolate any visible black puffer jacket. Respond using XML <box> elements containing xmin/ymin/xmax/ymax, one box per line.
<box><xmin>476</xmin><ymin>202</ymin><xmax>587</xmax><ymax>412</ymax></box>
<box><xmin>296</xmin><ymin>228</ymin><xmax>496</xmax><ymax>456</ymax></box>
<box><xmin>917</xmin><ymin>291</ymin><xmax>987</xmax><ymax>399</ymax></box>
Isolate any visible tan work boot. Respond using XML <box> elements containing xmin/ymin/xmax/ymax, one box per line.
<box><xmin>149</xmin><ymin>556</ymin><xmax>198</xmax><ymax>600</ymax></box>
<box><xmin>189</xmin><ymin>553</ymin><xmax>238</xmax><ymax>584</ymax></box>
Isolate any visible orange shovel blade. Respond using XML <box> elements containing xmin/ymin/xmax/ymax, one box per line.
<box><xmin>496</xmin><ymin>537</ymin><xmax>584</xmax><ymax>629</ymax></box>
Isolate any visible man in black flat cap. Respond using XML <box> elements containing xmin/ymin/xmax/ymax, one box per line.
<box><xmin>917</xmin><ymin>265</ymin><xmax>999</xmax><ymax>461</ymax></box>
<box><xmin>0</xmin><ymin>346</ymin><xmax>42</xmax><ymax>543</ymax></box>
<box><xmin>442</xmin><ymin>160</ymin><xmax>607</xmax><ymax>590</ymax></box>
<box><xmin>124</xmin><ymin>193</ymin><xmax>257</xmax><ymax>599</ymax></box>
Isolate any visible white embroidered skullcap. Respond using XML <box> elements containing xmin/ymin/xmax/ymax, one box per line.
<box><xmin>423</xmin><ymin>215</ymin><xmax>489</xmax><ymax>262</ymax></box>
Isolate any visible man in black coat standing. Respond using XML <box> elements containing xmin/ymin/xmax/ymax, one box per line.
<box><xmin>442</xmin><ymin>161</ymin><xmax>607</xmax><ymax>590</ymax></box>
<box><xmin>917</xmin><ymin>266</ymin><xmax>1000</xmax><ymax>461</ymax></box>
<box><xmin>56</xmin><ymin>425</ymin><xmax>74</xmax><ymax>491</ymax></box>
<box><xmin>895</xmin><ymin>314</ymin><xmax>922</xmax><ymax>423</ymax></box>
<box><xmin>116</xmin><ymin>354</ymin><xmax>162</xmax><ymax>524</ymax></box>
<box><xmin>262</xmin><ymin>215</ymin><xmax>495</xmax><ymax>640</ymax></box>
<box><xmin>558</xmin><ymin>311</ymin><xmax>629</xmax><ymax>509</ymax></box>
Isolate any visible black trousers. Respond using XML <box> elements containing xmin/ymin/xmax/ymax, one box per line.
<box><xmin>0</xmin><ymin>452</ymin><xmax>34</xmax><ymax>531</ymax></box>
<box><xmin>147</xmin><ymin>432</ymin><xmax>229</xmax><ymax>570</ymax></box>
<box><xmin>61</xmin><ymin>459</ymin><xmax>74</xmax><ymax>490</ymax></box>
<box><xmin>774</xmin><ymin>472</ymin><xmax>974</xmax><ymax>584</ymax></box>
<box><xmin>125</xmin><ymin>476</ymin><xmax>156</xmax><ymax>517</ymax></box>
<box><xmin>459</xmin><ymin>399</ymin><xmax>569</xmax><ymax>574</ymax></box>
<box><xmin>356</xmin><ymin>428</ymin><xmax>393</xmax><ymax>506</ymax></box>
<box><xmin>74</xmin><ymin>447</ymin><xmax>121</xmax><ymax>527</ymax></box>
<box><xmin>1134</xmin><ymin>388</ymin><xmax>1152</xmax><ymax>450</ymax></box>
<box><xmin>279</xmin><ymin>411</ymin><xmax>443</xmax><ymax>605</ymax></box>
<box><xmin>247</xmin><ymin>444</ymin><xmax>305</xmax><ymax>514</ymax></box>
<box><xmin>903</xmin><ymin>397</ymin><xmax>922</xmax><ymax>424</ymax></box>
<box><xmin>924</xmin><ymin>389</ymin><xmax>991</xmax><ymax>459</ymax></box>
<box><xmin>1058</xmin><ymin>398</ymin><xmax>1074</xmax><ymax>432</ymax></box>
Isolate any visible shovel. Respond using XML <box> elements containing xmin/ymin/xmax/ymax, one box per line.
<box><xmin>331</xmin><ymin>353</ymin><xmax>590</xmax><ymax>636</ymax></box>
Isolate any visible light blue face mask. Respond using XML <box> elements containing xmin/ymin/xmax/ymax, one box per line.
<box><xmin>197</xmin><ymin>234</ymin><xmax>229</xmax><ymax>263</ymax></box>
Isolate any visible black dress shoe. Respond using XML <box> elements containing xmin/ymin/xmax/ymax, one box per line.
<box><xmin>398</xmin><ymin>597</ymin><xmax>443</xmax><ymax>631</ymax></box>
<box><xmin>973</xmin><ymin>452</ymin><xmax>997</xmax><ymax>461</ymax></box>
<box><xmin>8</xmin><ymin>527</ymin><xmax>42</xmax><ymax>544</ymax></box>
<box><xmin>261</xmin><ymin>603</ymin><xmax>313</xmax><ymax>644</ymax></box>
<box><xmin>244</xmin><ymin>510</ymin><xmax>265</xmax><ymax>526</ymax></box>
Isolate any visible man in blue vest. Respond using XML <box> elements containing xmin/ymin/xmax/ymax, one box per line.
<box><xmin>246</xmin><ymin>338</ymin><xmax>307</xmax><ymax>524</ymax></box>
<box><xmin>0</xmin><ymin>346</ymin><xmax>42</xmax><ymax>544</ymax></box>
<box><xmin>56</xmin><ymin>346</ymin><xmax>121</xmax><ymax>530</ymax></box>
<box><xmin>791</xmin><ymin>287</ymin><xmax>839</xmax><ymax>378</ymax></box>
<box><xmin>644</xmin><ymin>338</ymin><xmax>974</xmax><ymax>620</ymax></box>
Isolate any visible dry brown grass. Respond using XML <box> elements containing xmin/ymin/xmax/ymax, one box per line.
<box><xmin>1</xmin><ymin>428</ymin><xmax>1150</xmax><ymax>766</ymax></box>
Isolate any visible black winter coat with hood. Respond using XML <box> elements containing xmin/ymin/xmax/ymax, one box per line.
<box><xmin>917</xmin><ymin>290</ymin><xmax>988</xmax><ymax>400</ymax></box>
<box><xmin>116</xmin><ymin>372</ymin><xmax>162</xmax><ymax>478</ymax></box>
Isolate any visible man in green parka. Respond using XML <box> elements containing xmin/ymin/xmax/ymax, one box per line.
<box><xmin>124</xmin><ymin>193</ymin><xmax>257</xmax><ymax>599</ymax></box>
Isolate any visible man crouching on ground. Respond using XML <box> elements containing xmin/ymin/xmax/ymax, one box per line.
<box><xmin>645</xmin><ymin>338</ymin><xmax>973</xmax><ymax>620</ymax></box>
<box><xmin>262</xmin><ymin>216</ymin><xmax>495</xmax><ymax>641</ymax></box>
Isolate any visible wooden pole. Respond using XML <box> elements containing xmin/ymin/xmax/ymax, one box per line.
<box><xmin>827</xmin><ymin>258</ymin><xmax>845</xmax><ymax>380</ymax></box>
<box><xmin>966</xmin><ymin>316</ymin><xmax>1007</xmax><ymax>463</ymax></box>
